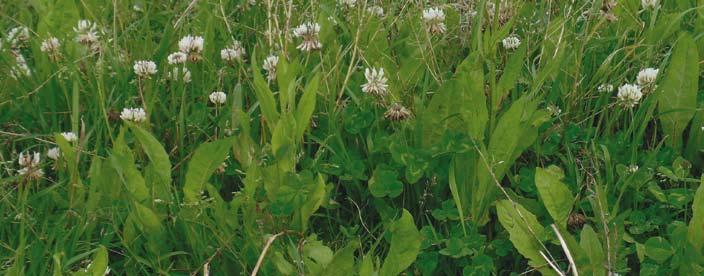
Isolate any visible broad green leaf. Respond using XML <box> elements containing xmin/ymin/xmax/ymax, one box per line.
<box><xmin>422</xmin><ymin>54</ymin><xmax>486</xmax><ymax>147</ymax></box>
<box><xmin>359</xmin><ymin>254</ymin><xmax>376</xmax><ymax>276</ymax></box>
<box><xmin>271</xmin><ymin>113</ymin><xmax>295</xmax><ymax>164</ymax></box>
<box><xmin>132</xmin><ymin>202</ymin><xmax>164</xmax><ymax>235</ymax></box>
<box><xmin>295</xmin><ymin>73</ymin><xmax>320</xmax><ymax>140</ymax></box>
<box><xmin>685</xmin><ymin>109</ymin><xmax>704</xmax><ymax>167</ymax></box>
<box><xmin>552</xmin><ymin>225</ymin><xmax>590</xmax><ymax>275</ymax></box>
<box><xmin>321</xmin><ymin>241</ymin><xmax>359</xmax><ymax>276</ymax></box>
<box><xmin>535</xmin><ymin>166</ymin><xmax>573</xmax><ymax>227</ymax></box>
<box><xmin>369</xmin><ymin>166</ymin><xmax>403</xmax><ymax>198</ymax></box>
<box><xmin>303</xmin><ymin>241</ymin><xmax>334</xmax><ymax>267</ymax></box>
<box><xmin>183</xmin><ymin>138</ymin><xmax>234</xmax><ymax>203</ymax></box>
<box><xmin>128</xmin><ymin>124</ymin><xmax>171</xmax><ymax>186</ymax></box>
<box><xmin>128</xmin><ymin>124</ymin><xmax>172</xmax><ymax>203</ymax></box>
<box><xmin>580</xmin><ymin>225</ymin><xmax>606</xmax><ymax>276</ymax></box>
<box><xmin>292</xmin><ymin>174</ymin><xmax>326</xmax><ymax>232</ymax></box>
<box><xmin>252</xmin><ymin>53</ymin><xmax>280</xmax><ymax>131</ymax></box>
<box><xmin>473</xmin><ymin>97</ymin><xmax>548</xmax><ymax>223</ymax></box>
<box><xmin>644</xmin><ymin>237</ymin><xmax>674</xmax><ymax>263</ymax></box>
<box><xmin>494</xmin><ymin>43</ymin><xmax>527</xmax><ymax>108</ymax></box>
<box><xmin>272</xmin><ymin>251</ymin><xmax>295</xmax><ymax>275</ymax></box>
<box><xmin>657</xmin><ymin>33</ymin><xmax>698</xmax><ymax>149</ymax></box>
<box><xmin>109</xmin><ymin>148</ymin><xmax>149</xmax><ymax>203</ymax></box>
<box><xmin>87</xmin><ymin>246</ymin><xmax>109</xmax><ymax>276</ymax></box>
<box><xmin>269</xmin><ymin>171</ymin><xmax>314</xmax><ymax>216</ymax></box>
<box><xmin>496</xmin><ymin>200</ymin><xmax>553</xmax><ymax>275</ymax></box>
<box><xmin>276</xmin><ymin>56</ymin><xmax>299</xmax><ymax>112</ymax></box>
<box><xmin>379</xmin><ymin>209</ymin><xmax>421</xmax><ymax>276</ymax></box>
<box><xmin>688</xmin><ymin>176</ymin><xmax>704</xmax><ymax>252</ymax></box>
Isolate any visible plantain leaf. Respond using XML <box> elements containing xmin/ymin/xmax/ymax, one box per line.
<box><xmin>109</xmin><ymin>132</ymin><xmax>149</xmax><ymax>203</ymax></box>
<box><xmin>87</xmin><ymin>245</ymin><xmax>109</xmax><ymax>276</ymax></box>
<box><xmin>183</xmin><ymin>138</ymin><xmax>234</xmax><ymax>203</ymax></box>
<box><xmin>496</xmin><ymin>200</ymin><xmax>554</xmax><ymax>275</ymax></box>
<box><xmin>128</xmin><ymin>124</ymin><xmax>172</xmax><ymax>202</ymax></box>
<box><xmin>688</xmin><ymin>176</ymin><xmax>704</xmax><ymax>252</ymax></box>
<box><xmin>494</xmin><ymin>43</ymin><xmax>527</xmax><ymax>108</ymax></box>
<box><xmin>132</xmin><ymin>202</ymin><xmax>164</xmax><ymax>235</ymax></box>
<box><xmin>295</xmin><ymin>73</ymin><xmax>320</xmax><ymax>141</ymax></box>
<box><xmin>685</xmin><ymin>109</ymin><xmax>704</xmax><ymax>167</ymax></box>
<box><xmin>473</xmin><ymin>96</ymin><xmax>548</xmax><ymax>223</ymax></box>
<box><xmin>657</xmin><ymin>33</ymin><xmax>698</xmax><ymax>149</ymax></box>
<box><xmin>379</xmin><ymin>209</ymin><xmax>421</xmax><ymax>276</ymax></box>
<box><xmin>252</xmin><ymin>52</ymin><xmax>280</xmax><ymax>131</ymax></box>
<box><xmin>321</xmin><ymin>240</ymin><xmax>359</xmax><ymax>276</ymax></box>
<box><xmin>291</xmin><ymin>174</ymin><xmax>326</xmax><ymax>232</ymax></box>
<box><xmin>128</xmin><ymin>124</ymin><xmax>171</xmax><ymax>184</ymax></box>
<box><xmin>535</xmin><ymin>166</ymin><xmax>573</xmax><ymax>227</ymax></box>
<box><xmin>579</xmin><ymin>225</ymin><xmax>606</xmax><ymax>276</ymax></box>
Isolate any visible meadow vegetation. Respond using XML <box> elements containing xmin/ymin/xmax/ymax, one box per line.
<box><xmin>1</xmin><ymin>0</ymin><xmax>704</xmax><ymax>275</ymax></box>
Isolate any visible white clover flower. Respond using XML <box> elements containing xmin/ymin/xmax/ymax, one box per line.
<box><xmin>178</xmin><ymin>35</ymin><xmax>204</xmax><ymax>61</ymax></box>
<box><xmin>133</xmin><ymin>60</ymin><xmax>157</xmax><ymax>78</ymax></box>
<box><xmin>120</xmin><ymin>107</ymin><xmax>147</xmax><ymax>122</ymax></box>
<box><xmin>367</xmin><ymin>5</ymin><xmax>385</xmax><ymax>17</ymax></box>
<box><xmin>18</xmin><ymin>152</ymin><xmax>41</xmax><ymax>167</ymax></box>
<box><xmin>16</xmin><ymin>150</ymin><xmax>43</xmax><ymax>180</ymax></box>
<box><xmin>167</xmin><ymin>52</ymin><xmax>187</xmax><ymax>65</ymax></box>
<box><xmin>61</xmin><ymin>132</ymin><xmax>78</xmax><ymax>142</ymax></box>
<box><xmin>641</xmin><ymin>0</ymin><xmax>658</xmax><ymax>9</ymax></box>
<box><xmin>502</xmin><ymin>35</ymin><xmax>521</xmax><ymax>50</ymax></box>
<box><xmin>18</xmin><ymin>167</ymin><xmax>44</xmax><ymax>180</ymax></box>
<box><xmin>361</xmin><ymin>67</ymin><xmax>389</xmax><ymax>96</ymax></box>
<box><xmin>74</xmin><ymin>20</ymin><xmax>100</xmax><ymax>45</ymax></box>
<box><xmin>7</xmin><ymin>26</ymin><xmax>30</xmax><ymax>48</ymax></box>
<box><xmin>40</xmin><ymin>37</ymin><xmax>62</xmax><ymax>61</ymax></box>
<box><xmin>627</xmin><ymin>164</ymin><xmax>639</xmax><ymax>173</ymax></box>
<box><xmin>47</xmin><ymin>147</ymin><xmax>61</xmax><ymax>160</ymax></box>
<box><xmin>167</xmin><ymin>67</ymin><xmax>192</xmax><ymax>83</ymax></box>
<box><xmin>338</xmin><ymin>0</ymin><xmax>356</xmax><ymax>8</ymax></box>
<box><xmin>637</xmin><ymin>68</ymin><xmax>659</xmax><ymax>86</ymax></box>
<box><xmin>209</xmin><ymin>91</ymin><xmax>227</xmax><ymax>104</ymax></box>
<box><xmin>220</xmin><ymin>41</ymin><xmax>245</xmax><ymax>62</ymax></box>
<box><xmin>40</xmin><ymin>37</ymin><xmax>60</xmax><ymax>53</ymax></box>
<box><xmin>385</xmin><ymin>103</ymin><xmax>413</xmax><ymax>121</ymax></box>
<box><xmin>617</xmin><ymin>84</ymin><xmax>643</xmax><ymax>108</ymax></box>
<box><xmin>293</xmin><ymin>22</ymin><xmax>322</xmax><ymax>52</ymax></box>
<box><xmin>598</xmin><ymin>84</ymin><xmax>614</xmax><ymax>93</ymax></box>
<box><xmin>10</xmin><ymin>62</ymin><xmax>32</xmax><ymax>79</ymax></box>
<box><xmin>422</xmin><ymin>7</ymin><xmax>446</xmax><ymax>34</ymax></box>
<box><xmin>263</xmin><ymin>55</ymin><xmax>279</xmax><ymax>81</ymax></box>
<box><xmin>547</xmin><ymin>104</ymin><xmax>562</xmax><ymax>117</ymax></box>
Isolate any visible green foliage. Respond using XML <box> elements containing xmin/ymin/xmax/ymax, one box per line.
<box><xmin>2</xmin><ymin>0</ymin><xmax>704</xmax><ymax>274</ymax></box>
<box><xmin>535</xmin><ymin>166</ymin><xmax>573</xmax><ymax>227</ymax></box>
<box><xmin>379</xmin><ymin>210</ymin><xmax>422</xmax><ymax>276</ymax></box>
<box><xmin>657</xmin><ymin>33</ymin><xmax>699</xmax><ymax>149</ymax></box>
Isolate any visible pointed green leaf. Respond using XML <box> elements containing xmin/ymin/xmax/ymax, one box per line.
<box><xmin>183</xmin><ymin>138</ymin><xmax>234</xmax><ymax>203</ymax></box>
<box><xmin>496</xmin><ymin>200</ymin><xmax>553</xmax><ymax>275</ymax></box>
<box><xmin>252</xmin><ymin>53</ymin><xmax>280</xmax><ymax>131</ymax></box>
<box><xmin>658</xmin><ymin>33</ymin><xmax>698</xmax><ymax>149</ymax></box>
<box><xmin>295</xmin><ymin>73</ymin><xmax>320</xmax><ymax>140</ymax></box>
<box><xmin>535</xmin><ymin>166</ymin><xmax>573</xmax><ymax>227</ymax></box>
<box><xmin>379</xmin><ymin>209</ymin><xmax>421</xmax><ymax>276</ymax></box>
<box><xmin>688</xmin><ymin>176</ymin><xmax>704</xmax><ymax>252</ymax></box>
<box><xmin>580</xmin><ymin>225</ymin><xmax>606</xmax><ymax>276</ymax></box>
<box><xmin>322</xmin><ymin>241</ymin><xmax>359</xmax><ymax>276</ymax></box>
